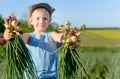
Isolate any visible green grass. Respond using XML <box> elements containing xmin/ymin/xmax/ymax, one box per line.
<box><xmin>0</xmin><ymin>45</ymin><xmax>6</xmax><ymax>79</ymax></box>
<box><xmin>0</xmin><ymin>58</ymin><xmax>6</xmax><ymax>79</ymax></box>
<box><xmin>76</xmin><ymin>46</ymin><xmax>120</xmax><ymax>79</ymax></box>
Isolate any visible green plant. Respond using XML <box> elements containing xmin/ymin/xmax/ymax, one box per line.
<box><xmin>58</xmin><ymin>21</ymin><xmax>89</xmax><ymax>79</ymax></box>
<box><xmin>0</xmin><ymin>15</ymin><xmax>5</xmax><ymax>32</ymax></box>
<box><xmin>4</xmin><ymin>14</ymin><xmax>36</xmax><ymax>79</ymax></box>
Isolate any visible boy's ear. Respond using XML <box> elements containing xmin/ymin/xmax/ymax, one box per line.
<box><xmin>28</xmin><ymin>17</ymin><xmax>33</xmax><ymax>25</ymax></box>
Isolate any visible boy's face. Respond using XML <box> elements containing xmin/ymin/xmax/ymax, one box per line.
<box><xmin>28</xmin><ymin>8</ymin><xmax>51</xmax><ymax>33</ymax></box>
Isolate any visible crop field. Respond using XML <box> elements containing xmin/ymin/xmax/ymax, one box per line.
<box><xmin>86</xmin><ymin>29</ymin><xmax>120</xmax><ymax>39</ymax></box>
<box><xmin>80</xmin><ymin>29</ymin><xmax>120</xmax><ymax>47</ymax></box>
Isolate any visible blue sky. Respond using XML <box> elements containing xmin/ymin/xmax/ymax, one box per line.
<box><xmin>0</xmin><ymin>0</ymin><xmax>120</xmax><ymax>28</ymax></box>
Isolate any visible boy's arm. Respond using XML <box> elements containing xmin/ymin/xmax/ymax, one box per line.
<box><xmin>51</xmin><ymin>31</ymin><xmax>77</xmax><ymax>50</ymax></box>
<box><xmin>50</xmin><ymin>31</ymin><xmax>63</xmax><ymax>43</ymax></box>
<box><xmin>4</xmin><ymin>29</ymin><xmax>30</xmax><ymax>44</ymax></box>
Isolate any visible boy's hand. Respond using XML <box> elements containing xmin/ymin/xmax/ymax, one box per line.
<box><xmin>69</xmin><ymin>43</ymin><xmax>77</xmax><ymax>50</ymax></box>
<box><xmin>4</xmin><ymin>29</ymin><xmax>14</xmax><ymax>40</ymax></box>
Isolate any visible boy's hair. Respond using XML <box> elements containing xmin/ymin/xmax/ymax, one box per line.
<box><xmin>28</xmin><ymin>3</ymin><xmax>55</xmax><ymax>17</ymax></box>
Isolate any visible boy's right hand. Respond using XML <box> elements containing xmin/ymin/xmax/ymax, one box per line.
<box><xmin>4</xmin><ymin>29</ymin><xmax>14</xmax><ymax>40</ymax></box>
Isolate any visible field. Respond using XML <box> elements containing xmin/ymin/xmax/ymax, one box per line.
<box><xmin>76</xmin><ymin>46</ymin><xmax>120</xmax><ymax>79</ymax></box>
<box><xmin>0</xmin><ymin>28</ymin><xmax>120</xmax><ymax>79</ymax></box>
<box><xmin>80</xmin><ymin>29</ymin><xmax>120</xmax><ymax>47</ymax></box>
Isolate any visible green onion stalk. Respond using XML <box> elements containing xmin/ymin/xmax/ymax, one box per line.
<box><xmin>57</xmin><ymin>21</ymin><xmax>89</xmax><ymax>79</ymax></box>
<box><xmin>4</xmin><ymin>14</ymin><xmax>36</xmax><ymax>79</ymax></box>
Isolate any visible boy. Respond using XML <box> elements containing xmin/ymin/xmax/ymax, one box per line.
<box><xmin>4</xmin><ymin>3</ymin><xmax>63</xmax><ymax>79</ymax></box>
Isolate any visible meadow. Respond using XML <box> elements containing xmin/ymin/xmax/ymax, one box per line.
<box><xmin>0</xmin><ymin>28</ymin><xmax>120</xmax><ymax>79</ymax></box>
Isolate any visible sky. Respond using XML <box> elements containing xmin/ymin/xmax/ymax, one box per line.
<box><xmin>0</xmin><ymin>0</ymin><xmax>120</xmax><ymax>28</ymax></box>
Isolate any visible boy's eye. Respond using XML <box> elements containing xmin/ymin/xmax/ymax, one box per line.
<box><xmin>36</xmin><ymin>17</ymin><xmax>40</xmax><ymax>20</ymax></box>
<box><xmin>43</xmin><ymin>18</ymin><xmax>48</xmax><ymax>21</ymax></box>
<box><xmin>35</xmin><ymin>17</ymin><xmax>49</xmax><ymax>21</ymax></box>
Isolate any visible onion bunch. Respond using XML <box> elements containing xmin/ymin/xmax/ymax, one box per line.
<box><xmin>57</xmin><ymin>20</ymin><xmax>89</xmax><ymax>79</ymax></box>
<box><xmin>4</xmin><ymin>14</ymin><xmax>36</xmax><ymax>79</ymax></box>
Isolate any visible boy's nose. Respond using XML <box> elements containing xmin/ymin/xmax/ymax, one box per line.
<box><xmin>39</xmin><ymin>18</ymin><xmax>44</xmax><ymax>23</ymax></box>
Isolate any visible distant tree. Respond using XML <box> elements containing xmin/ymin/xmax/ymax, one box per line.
<box><xmin>19</xmin><ymin>20</ymin><xmax>34</xmax><ymax>33</ymax></box>
<box><xmin>0</xmin><ymin>15</ymin><xmax>5</xmax><ymax>32</ymax></box>
<box><xmin>47</xmin><ymin>22</ymin><xmax>59</xmax><ymax>32</ymax></box>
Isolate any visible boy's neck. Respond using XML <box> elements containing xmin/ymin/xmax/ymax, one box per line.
<box><xmin>33</xmin><ymin>31</ymin><xmax>45</xmax><ymax>34</ymax></box>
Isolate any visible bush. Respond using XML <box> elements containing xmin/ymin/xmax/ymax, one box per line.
<box><xmin>0</xmin><ymin>15</ymin><xmax>5</xmax><ymax>32</ymax></box>
<box><xmin>0</xmin><ymin>45</ymin><xmax>6</xmax><ymax>62</ymax></box>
